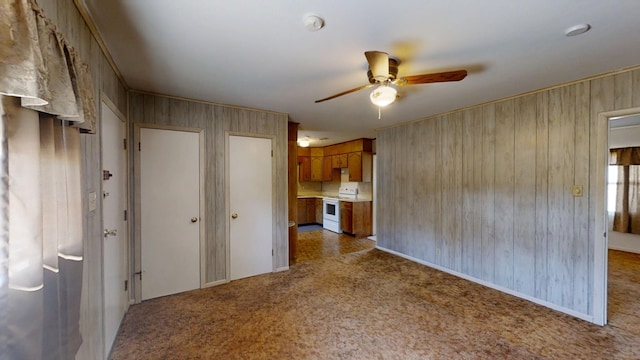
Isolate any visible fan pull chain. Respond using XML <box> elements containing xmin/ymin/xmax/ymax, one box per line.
<box><xmin>378</xmin><ymin>106</ymin><xmax>381</xmax><ymax>120</ymax></box>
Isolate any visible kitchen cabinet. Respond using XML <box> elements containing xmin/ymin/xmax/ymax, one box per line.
<box><xmin>311</xmin><ymin>156</ymin><xmax>323</xmax><ymax>181</ymax></box>
<box><xmin>297</xmin><ymin>199</ymin><xmax>308</xmax><ymax>225</ymax></box>
<box><xmin>348</xmin><ymin>151</ymin><xmax>372</xmax><ymax>182</ymax></box>
<box><xmin>339</xmin><ymin>201</ymin><xmax>372</xmax><ymax>237</ymax></box>
<box><xmin>297</xmin><ymin>198</ymin><xmax>319</xmax><ymax>225</ymax></box>
<box><xmin>298</xmin><ymin>156</ymin><xmax>311</xmax><ymax>181</ymax></box>
<box><xmin>322</xmin><ymin>156</ymin><xmax>334</xmax><ymax>181</ymax></box>
<box><xmin>315</xmin><ymin>198</ymin><xmax>323</xmax><ymax>224</ymax></box>
<box><xmin>332</xmin><ymin>153</ymin><xmax>348</xmax><ymax>169</ymax></box>
<box><xmin>339</xmin><ymin>202</ymin><xmax>353</xmax><ymax>234</ymax></box>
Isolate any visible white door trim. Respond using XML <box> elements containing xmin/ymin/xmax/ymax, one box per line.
<box><xmin>225</xmin><ymin>132</ymin><xmax>277</xmax><ymax>281</ymax></box>
<box><xmin>132</xmin><ymin>123</ymin><xmax>206</xmax><ymax>303</ymax></box>
<box><xmin>594</xmin><ymin>105</ymin><xmax>640</xmax><ymax>326</ymax></box>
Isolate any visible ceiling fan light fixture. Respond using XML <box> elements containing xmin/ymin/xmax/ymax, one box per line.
<box><xmin>370</xmin><ymin>85</ymin><xmax>397</xmax><ymax>107</ymax></box>
<box><xmin>298</xmin><ymin>139</ymin><xmax>310</xmax><ymax>147</ymax></box>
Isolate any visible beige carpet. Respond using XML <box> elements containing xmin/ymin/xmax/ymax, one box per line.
<box><xmin>110</xmin><ymin>247</ymin><xmax>640</xmax><ymax>359</ymax></box>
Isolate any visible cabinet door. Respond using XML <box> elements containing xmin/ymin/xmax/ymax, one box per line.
<box><xmin>322</xmin><ymin>156</ymin><xmax>333</xmax><ymax>181</ymax></box>
<box><xmin>348</xmin><ymin>152</ymin><xmax>362</xmax><ymax>181</ymax></box>
<box><xmin>299</xmin><ymin>156</ymin><xmax>311</xmax><ymax>181</ymax></box>
<box><xmin>315</xmin><ymin>199</ymin><xmax>323</xmax><ymax>224</ymax></box>
<box><xmin>340</xmin><ymin>201</ymin><xmax>353</xmax><ymax>233</ymax></box>
<box><xmin>331</xmin><ymin>154</ymin><xmax>348</xmax><ymax>168</ymax></box>
<box><xmin>297</xmin><ymin>199</ymin><xmax>307</xmax><ymax>224</ymax></box>
<box><xmin>311</xmin><ymin>156</ymin><xmax>323</xmax><ymax>181</ymax></box>
<box><xmin>307</xmin><ymin>199</ymin><xmax>316</xmax><ymax>223</ymax></box>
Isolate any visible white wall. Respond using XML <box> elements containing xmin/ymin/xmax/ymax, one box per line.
<box><xmin>608</xmin><ymin>124</ymin><xmax>640</xmax><ymax>253</ymax></box>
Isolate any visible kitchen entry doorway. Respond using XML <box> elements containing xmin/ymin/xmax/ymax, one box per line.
<box><xmin>138</xmin><ymin>126</ymin><xmax>203</xmax><ymax>300</ymax></box>
<box><xmin>228</xmin><ymin>135</ymin><xmax>273</xmax><ymax>280</ymax></box>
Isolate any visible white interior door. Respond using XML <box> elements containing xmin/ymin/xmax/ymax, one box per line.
<box><xmin>229</xmin><ymin>135</ymin><xmax>273</xmax><ymax>280</ymax></box>
<box><xmin>101</xmin><ymin>102</ymin><xmax>128</xmax><ymax>356</ymax></box>
<box><xmin>140</xmin><ymin>128</ymin><xmax>201</xmax><ymax>300</ymax></box>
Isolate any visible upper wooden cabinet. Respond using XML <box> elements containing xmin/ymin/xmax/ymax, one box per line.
<box><xmin>322</xmin><ymin>156</ymin><xmax>334</xmax><ymax>181</ymax></box>
<box><xmin>298</xmin><ymin>156</ymin><xmax>311</xmax><ymax>181</ymax></box>
<box><xmin>310</xmin><ymin>156</ymin><xmax>323</xmax><ymax>181</ymax></box>
<box><xmin>332</xmin><ymin>153</ymin><xmax>348</xmax><ymax>169</ymax></box>
<box><xmin>297</xmin><ymin>138</ymin><xmax>373</xmax><ymax>182</ymax></box>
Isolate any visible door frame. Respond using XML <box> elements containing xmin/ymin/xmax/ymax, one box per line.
<box><xmin>132</xmin><ymin>124</ymin><xmax>206</xmax><ymax>303</ymax></box>
<box><xmin>99</xmin><ymin>94</ymin><xmax>129</xmax><ymax>356</ymax></box>
<box><xmin>225</xmin><ymin>132</ymin><xmax>276</xmax><ymax>281</ymax></box>
<box><xmin>594</xmin><ymin>105</ymin><xmax>640</xmax><ymax>325</ymax></box>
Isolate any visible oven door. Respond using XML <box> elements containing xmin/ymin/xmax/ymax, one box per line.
<box><xmin>323</xmin><ymin>199</ymin><xmax>339</xmax><ymax>222</ymax></box>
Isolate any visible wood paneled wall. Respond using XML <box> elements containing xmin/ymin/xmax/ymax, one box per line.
<box><xmin>377</xmin><ymin>66</ymin><xmax>640</xmax><ymax>319</ymax></box>
<box><xmin>129</xmin><ymin>92</ymin><xmax>289</xmax><ymax>283</ymax></box>
<box><xmin>36</xmin><ymin>0</ymin><xmax>129</xmax><ymax>358</ymax></box>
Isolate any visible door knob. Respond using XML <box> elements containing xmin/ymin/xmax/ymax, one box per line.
<box><xmin>231</xmin><ymin>213</ymin><xmax>238</xmax><ymax>219</ymax></box>
<box><xmin>104</xmin><ymin>229</ymin><xmax>117</xmax><ymax>237</ymax></box>
<box><xmin>190</xmin><ymin>217</ymin><xmax>198</xmax><ymax>223</ymax></box>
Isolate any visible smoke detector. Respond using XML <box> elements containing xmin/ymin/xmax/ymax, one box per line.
<box><xmin>303</xmin><ymin>14</ymin><xmax>324</xmax><ymax>32</ymax></box>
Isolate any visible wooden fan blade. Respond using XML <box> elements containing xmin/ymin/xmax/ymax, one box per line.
<box><xmin>401</xmin><ymin>69</ymin><xmax>467</xmax><ymax>85</ymax></box>
<box><xmin>365</xmin><ymin>51</ymin><xmax>389</xmax><ymax>81</ymax></box>
<box><xmin>314</xmin><ymin>84</ymin><xmax>372</xmax><ymax>103</ymax></box>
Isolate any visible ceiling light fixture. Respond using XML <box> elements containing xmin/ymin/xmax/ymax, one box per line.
<box><xmin>370</xmin><ymin>85</ymin><xmax>397</xmax><ymax>107</ymax></box>
<box><xmin>565</xmin><ymin>23</ymin><xmax>591</xmax><ymax>37</ymax></box>
<box><xmin>298</xmin><ymin>139</ymin><xmax>310</xmax><ymax>147</ymax></box>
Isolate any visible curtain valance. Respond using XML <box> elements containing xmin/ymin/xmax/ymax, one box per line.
<box><xmin>0</xmin><ymin>0</ymin><xmax>96</xmax><ymax>133</ymax></box>
<box><xmin>610</xmin><ymin>147</ymin><xmax>640</xmax><ymax>166</ymax></box>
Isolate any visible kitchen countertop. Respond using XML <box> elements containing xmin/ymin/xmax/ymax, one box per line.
<box><xmin>297</xmin><ymin>195</ymin><xmax>372</xmax><ymax>203</ymax></box>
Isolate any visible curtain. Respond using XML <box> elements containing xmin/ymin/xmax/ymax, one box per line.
<box><xmin>610</xmin><ymin>147</ymin><xmax>640</xmax><ymax>235</ymax></box>
<box><xmin>0</xmin><ymin>0</ymin><xmax>96</xmax><ymax>359</ymax></box>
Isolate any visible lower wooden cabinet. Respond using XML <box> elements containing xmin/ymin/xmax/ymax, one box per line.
<box><xmin>297</xmin><ymin>198</ymin><xmax>322</xmax><ymax>225</ymax></box>
<box><xmin>339</xmin><ymin>201</ymin><xmax>372</xmax><ymax>237</ymax></box>
<box><xmin>315</xmin><ymin>198</ymin><xmax>323</xmax><ymax>224</ymax></box>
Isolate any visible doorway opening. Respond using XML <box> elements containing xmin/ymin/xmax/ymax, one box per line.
<box><xmin>595</xmin><ymin>107</ymin><xmax>640</xmax><ymax>326</ymax></box>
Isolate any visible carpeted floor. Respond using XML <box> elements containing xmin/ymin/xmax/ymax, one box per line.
<box><xmin>110</xmin><ymin>234</ymin><xmax>640</xmax><ymax>359</ymax></box>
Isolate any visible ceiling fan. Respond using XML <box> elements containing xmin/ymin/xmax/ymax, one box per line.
<box><xmin>315</xmin><ymin>51</ymin><xmax>467</xmax><ymax>107</ymax></box>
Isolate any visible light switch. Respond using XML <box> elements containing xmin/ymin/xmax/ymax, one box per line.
<box><xmin>88</xmin><ymin>192</ymin><xmax>97</xmax><ymax>211</ymax></box>
<box><xmin>571</xmin><ymin>185</ymin><xmax>583</xmax><ymax>197</ymax></box>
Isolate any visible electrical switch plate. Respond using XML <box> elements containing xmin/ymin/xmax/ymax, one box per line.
<box><xmin>88</xmin><ymin>192</ymin><xmax>97</xmax><ymax>211</ymax></box>
<box><xmin>571</xmin><ymin>185</ymin><xmax>583</xmax><ymax>197</ymax></box>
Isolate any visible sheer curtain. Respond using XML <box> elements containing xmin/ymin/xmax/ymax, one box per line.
<box><xmin>0</xmin><ymin>0</ymin><xmax>95</xmax><ymax>358</ymax></box>
<box><xmin>610</xmin><ymin>147</ymin><xmax>640</xmax><ymax>235</ymax></box>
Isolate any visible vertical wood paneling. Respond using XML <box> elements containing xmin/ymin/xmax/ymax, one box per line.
<box><xmin>130</xmin><ymin>94</ymin><xmax>288</xmax><ymax>284</ymax></box>
<box><xmin>535</xmin><ymin>91</ymin><xmax>549</xmax><ymax>301</ymax></box>
<box><xmin>493</xmin><ymin>99</ymin><xmax>515</xmax><ymax>288</ymax></box>
<box><xmin>462</xmin><ymin>109</ymin><xmax>475</xmax><ymax>274</ymax></box>
<box><xmin>406</xmin><ymin>123</ymin><xmax>417</xmax><ymax>256</ymax></box>
<box><xmin>375</xmin><ymin>65</ymin><xmax>640</xmax><ymax>320</ymax></box>
<box><xmin>470</xmin><ymin>107</ymin><xmax>484</xmax><ymax>278</ymax></box>
<box><xmin>513</xmin><ymin>94</ymin><xmax>536</xmax><ymax>295</ymax></box>
<box><xmin>441</xmin><ymin>114</ymin><xmax>456</xmax><ymax>269</ymax></box>
<box><xmin>423</xmin><ymin>119</ymin><xmax>437</xmax><ymax>263</ymax></box>
<box><xmin>481</xmin><ymin>104</ymin><xmax>496</xmax><ymax>282</ymax></box>
<box><xmin>573</xmin><ymin>81</ymin><xmax>591</xmax><ymax>314</ymax></box>
<box><xmin>434</xmin><ymin>117</ymin><xmax>444</xmax><ymax>264</ymax></box>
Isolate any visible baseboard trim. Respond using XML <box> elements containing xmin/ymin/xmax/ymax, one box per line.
<box><xmin>276</xmin><ymin>266</ymin><xmax>289</xmax><ymax>272</ymax></box>
<box><xmin>608</xmin><ymin>245</ymin><xmax>640</xmax><ymax>254</ymax></box>
<box><xmin>202</xmin><ymin>279</ymin><xmax>228</xmax><ymax>288</ymax></box>
<box><xmin>376</xmin><ymin>246</ymin><xmax>595</xmax><ymax>324</ymax></box>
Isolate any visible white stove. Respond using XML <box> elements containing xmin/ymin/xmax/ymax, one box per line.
<box><xmin>322</xmin><ymin>186</ymin><xmax>358</xmax><ymax>233</ymax></box>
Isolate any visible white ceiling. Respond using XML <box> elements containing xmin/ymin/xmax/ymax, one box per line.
<box><xmin>82</xmin><ymin>0</ymin><xmax>640</xmax><ymax>146</ymax></box>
